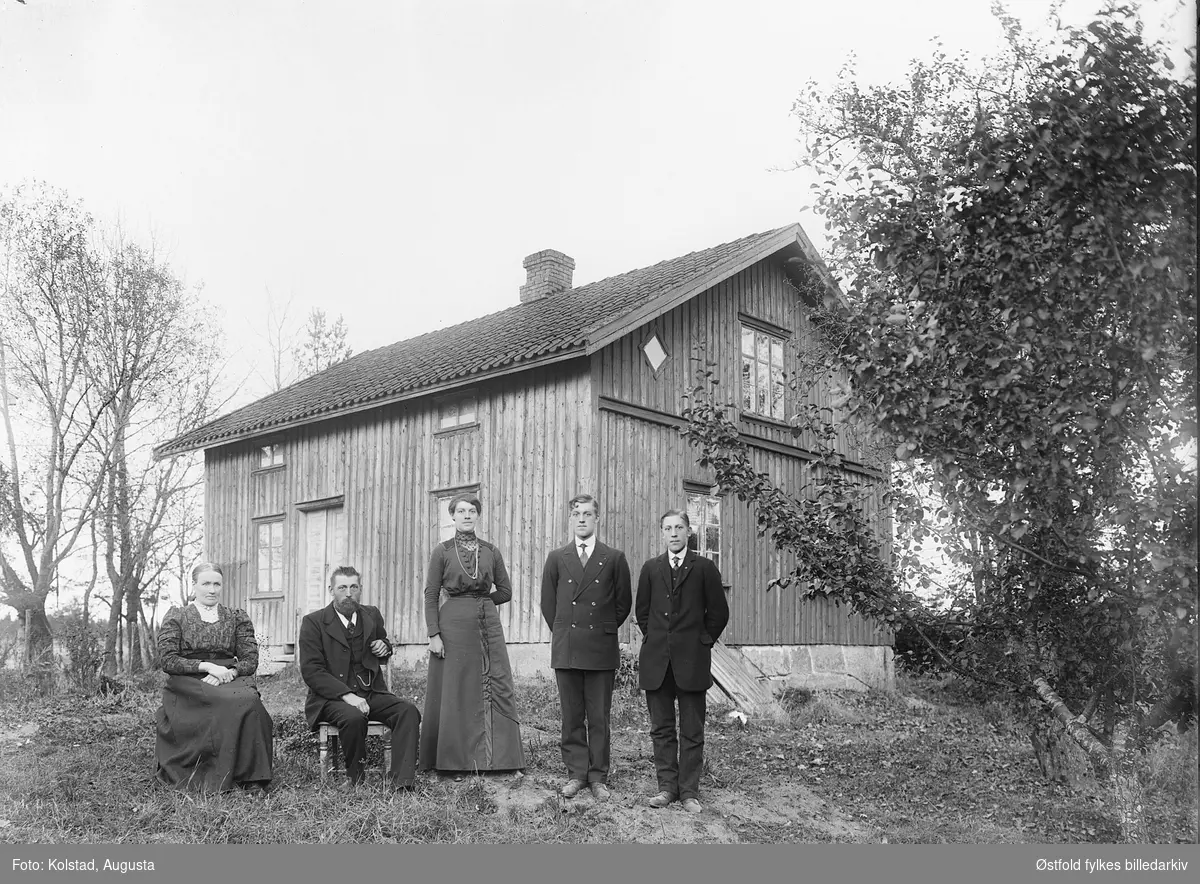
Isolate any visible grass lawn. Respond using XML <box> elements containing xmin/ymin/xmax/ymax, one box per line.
<box><xmin>0</xmin><ymin>666</ymin><xmax>1194</xmax><ymax>844</ymax></box>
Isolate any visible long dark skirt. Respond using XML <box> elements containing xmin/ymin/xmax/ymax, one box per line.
<box><xmin>155</xmin><ymin>675</ymin><xmax>274</xmax><ymax>792</ymax></box>
<box><xmin>420</xmin><ymin>597</ymin><xmax>525</xmax><ymax>772</ymax></box>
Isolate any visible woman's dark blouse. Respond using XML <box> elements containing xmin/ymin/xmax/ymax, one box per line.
<box><xmin>424</xmin><ymin>538</ymin><xmax>512</xmax><ymax>637</ymax></box>
<box><xmin>157</xmin><ymin>604</ymin><xmax>259</xmax><ymax>677</ymax></box>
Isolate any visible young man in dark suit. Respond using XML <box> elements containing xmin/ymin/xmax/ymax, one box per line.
<box><xmin>299</xmin><ymin>565</ymin><xmax>421</xmax><ymax>789</ymax></box>
<box><xmin>540</xmin><ymin>494</ymin><xmax>633</xmax><ymax>801</ymax></box>
<box><xmin>636</xmin><ymin>508</ymin><xmax>730</xmax><ymax>813</ymax></box>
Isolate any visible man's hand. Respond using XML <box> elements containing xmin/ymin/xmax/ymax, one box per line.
<box><xmin>342</xmin><ymin>693</ymin><xmax>370</xmax><ymax>715</ymax></box>
<box><xmin>369</xmin><ymin>639</ymin><xmax>389</xmax><ymax>657</ymax></box>
<box><xmin>428</xmin><ymin>635</ymin><xmax>445</xmax><ymax>659</ymax></box>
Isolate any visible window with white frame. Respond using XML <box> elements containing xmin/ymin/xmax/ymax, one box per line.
<box><xmin>740</xmin><ymin>324</ymin><xmax>786</xmax><ymax>421</ymax></box>
<box><xmin>255</xmin><ymin>519</ymin><xmax>284</xmax><ymax>596</ymax></box>
<box><xmin>438</xmin><ymin>394</ymin><xmax>478</xmax><ymax>430</ymax></box>
<box><xmin>685</xmin><ymin>490</ymin><xmax>722</xmax><ymax>572</ymax></box>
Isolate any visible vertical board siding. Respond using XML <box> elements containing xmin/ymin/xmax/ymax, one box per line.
<box><xmin>598</xmin><ymin>258</ymin><xmax>880</xmax><ymax>467</ymax></box>
<box><xmin>594</xmin><ymin>255</ymin><xmax>891</xmax><ymax>647</ymax></box>
<box><xmin>205</xmin><ymin>362</ymin><xmax>594</xmax><ymax>654</ymax></box>
<box><xmin>203</xmin><ymin>255</ymin><xmax>890</xmax><ymax>656</ymax></box>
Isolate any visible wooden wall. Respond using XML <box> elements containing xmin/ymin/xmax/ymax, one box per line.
<box><xmin>593</xmin><ymin>254</ymin><xmax>892</xmax><ymax>646</ymax></box>
<box><xmin>597</xmin><ymin>256</ymin><xmax>880</xmax><ymax>466</ymax></box>
<box><xmin>205</xmin><ymin>361</ymin><xmax>596</xmax><ymax>654</ymax></box>
<box><xmin>203</xmin><ymin>253</ymin><xmax>891</xmax><ymax>655</ymax></box>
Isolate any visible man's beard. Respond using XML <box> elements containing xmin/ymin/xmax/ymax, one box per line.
<box><xmin>334</xmin><ymin>597</ymin><xmax>359</xmax><ymax>616</ymax></box>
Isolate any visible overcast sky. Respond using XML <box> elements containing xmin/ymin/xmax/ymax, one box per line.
<box><xmin>2</xmin><ymin>0</ymin><xmax>1190</xmax><ymax>404</ymax></box>
<box><xmin>1</xmin><ymin>0</ymin><xmax>1193</xmax><ymax>403</ymax></box>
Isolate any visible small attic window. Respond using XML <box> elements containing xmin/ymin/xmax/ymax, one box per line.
<box><xmin>439</xmin><ymin>394</ymin><xmax>478</xmax><ymax>430</ymax></box>
<box><xmin>642</xmin><ymin>334</ymin><xmax>668</xmax><ymax>372</ymax></box>
<box><xmin>260</xmin><ymin>445</ymin><xmax>284</xmax><ymax>468</ymax></box>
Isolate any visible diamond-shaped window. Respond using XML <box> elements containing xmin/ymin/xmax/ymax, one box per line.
<box><xmin>643</xmin><ymin>334</ymin><xmax>668</xmax><ymax>372</ymax></box>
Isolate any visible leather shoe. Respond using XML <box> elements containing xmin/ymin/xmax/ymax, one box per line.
<box><xmin>590</xmin><ymin>782</ymin><xmax>611</xmax><ymax>801</ymax></box>
<box><xmin>681</xmin><ymin>798</ymin><xmax>703</xmax><ymax>814</ymax></box>
<box><xmin>646</xmin><ymin>791</ymin><xmax>676</xmax><ymax>808</ymax></box>
<box><xmin>561</xmin><ymin>779</ymin><xmax>586</xmax><ymax>799</ymax></box>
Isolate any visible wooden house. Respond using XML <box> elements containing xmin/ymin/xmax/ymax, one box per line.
<box><xmin>157</xmin><ymin>225</ymin><xmax>894</xmax><ymax>689</ymax></box>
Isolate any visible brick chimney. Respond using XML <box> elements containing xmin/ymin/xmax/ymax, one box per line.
<box><xmin>519</xmin><ymin>249</ymin><xmax>575</xmax><ymax>302</ymax></box>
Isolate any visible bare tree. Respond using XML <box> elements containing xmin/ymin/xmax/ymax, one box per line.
<box><xmin>294</xmin><ymin>307</ymin><xmax>353</xmax><ymax>377</ymax></box>
<box><xmin>0</xmin><ymin>183</ymin><xmax>112</xmax><ymax>669</ymax></box>
<box><xmin>86</xmin><ymin>233</ymin><xmax>228</xmax><ymax>678</ymax></box>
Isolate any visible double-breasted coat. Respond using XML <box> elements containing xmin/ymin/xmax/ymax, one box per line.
<box><xmin>635</xmin><ymin>550</ymin><xmax>730</xmax><ymax>692</ymax></box>
<box><xmin>540</xmin><ymin>540</ymin><xmax>632</xmax><ymax>670</ymax></box>
<box><xmin>299</xmin><ymin>602</ymin><xmax>394</xmax><ymax>729</ymax></box>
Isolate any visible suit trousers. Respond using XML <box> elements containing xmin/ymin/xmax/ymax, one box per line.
<box><xmin>645</xmin><ymin>663</ymin><xmax>707</xmax><ymax>800</ymax></box>
<box><xmin>554</xmin><ymin>668</ymin><xmax>616</xmax><ymax>783</ymax></box>
<box><xmin>319</xmin><ymin>691</ymin><xmax>420</xmax><ymax>787</ymax></box>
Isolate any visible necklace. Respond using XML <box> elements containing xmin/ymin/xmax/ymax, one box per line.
<box><xmin>195</xmin><ymin>602</ymin><xmax>219</xmax><ymax>621</ymax></box>
<box><xmin>454</xmin><ymin>537</ymin><xmax>480</xmax><ymax>580</ymax></box>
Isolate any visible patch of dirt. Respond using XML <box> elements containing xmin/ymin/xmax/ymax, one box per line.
<box><xmin>0</xmin><ymin>722</ymin><xmax>37</xmax><ymax>750</ymax></box>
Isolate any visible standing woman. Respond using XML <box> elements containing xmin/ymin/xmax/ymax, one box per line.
<box><xmin>154</xmin><ymin>563</ymin><xmax>274</xmax><ymax>794</ymax></box>
<box><xmin>420</xmin><ymin>495</ymin><xmax>525</xmax><ymax>773</ymax></box>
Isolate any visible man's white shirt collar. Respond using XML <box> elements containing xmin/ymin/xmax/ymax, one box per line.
<box><xmin>576</xmin><ymin>536</ymin><xmax>596</xmax><ymax>557</ymax></box>
<box><xmin>335</xmin><ymin>609</ymin><xmax>357</xmax><ymax>629</ymax></box>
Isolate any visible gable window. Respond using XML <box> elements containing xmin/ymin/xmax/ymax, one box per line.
<box><xmin>260</xmin><ymin>444</ymin><xmax>284</xmax><ymax>468</ymax></box>
<box><xmin>685</xmin><ymin>488</ymin><xmax>722</xmax><ymax>572</ymax></box>
<box><xmin>438</xmin><ymin>393</ymin><xmax>478</xmax><ymax>430</ymax></box>
<box><xmin>255</xmin><ymin>518</ymin><xmax>284</xmax><ymax>597</ymax></box>
<box><xmin>741</xmin><ymin>324</ymin><xmax>786</xmax><ymax>421</ymax></box>
<box><xmin>642</xmin><ymin>333</ymin><xmax>668</xmax><ymax>372</ymax></box>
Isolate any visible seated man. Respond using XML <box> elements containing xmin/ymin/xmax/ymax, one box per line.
<box><xmin>299</xmin><ymin>565</ymin><xmax>420</xmax><ymax>789</ymax></box>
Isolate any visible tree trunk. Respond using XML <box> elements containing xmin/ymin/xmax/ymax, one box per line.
<box><xmin>125</xmin><ymin>586</ymin><xmax>144</xmax><ymax>675</ymax></box>
<box><xmin>1032</xmin><ymin>676</ymin><xmax>1110</xmax><ymax>774</ymax></box>
<box><xmin>8</xmin><ymin>592</ymin><xmax>54</xmax><ymax>672</ymax></box>
<box><xmin>101</xmin><ymin>591</ymin><xmax>123</xmax><ymax>680</ymax></box>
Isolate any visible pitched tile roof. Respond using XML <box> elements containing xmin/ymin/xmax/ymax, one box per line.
<box><xmin>156</xmin><ymin>225</ymin><xmax>803</xmax><ymax>457</ymax></box>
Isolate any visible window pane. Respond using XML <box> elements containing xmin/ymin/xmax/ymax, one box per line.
<box><xmin>708</xmin><ymin>497</ymin><xmax>720</xmax><ymax>524</ymax></box>
<box><xmin>459</xmin><ymin>397</ymin><xmax>477</xmax><ymax>423</ymax></box>
<box><xmin>257</xmin><ymin>546</ymin><xmax>269</xmax><ymax>573</ymax></box>
<box><xmin>705</xmin><ymin>525</ymin><xmax>720</xmax><ymax>552</ymax></box>
<box><xmin>771</xmin><ymin>367</ymin><xmax>785</xmax><ymax>420</ymax></box>
<box><xmin>756</xmin><ymin>332</ymin><xmax>769</xmax><ymax>363</ymax></box>
<box><xmin>741</xmin><ymin>326</ymin><xmax>754</xmax><ymax>356</ymax></box>
<box><xmin>741</xmin><ymin>357</ymin><xmax>753</xmax><ymax>411</ymax></box>
<box><xmin>643</xmin><ymin>335</ymin><xmax>669</xmax><ymax>371</ymax></box>
<box><xmin>440</xmin><ymin>402</ymin><xmax>458</xmax><ymax>429</ymax></box>
<box><xmin>271</xmin><ymin>521</ymin><xmax>283</xmax><ymax>547</ymax></box>
<box><xmin>756</xmin><ymin>380</ymin><xmax>767</xmax><ymax>414</ymax></box>
<box><xmin>710</xmin><ymin>552</ymin><xmax>720</xmax><ymax>571</ymax></box>
<box><xmin>271</xmin><ymin>567</ymin><xmax>283</xmax><ymax>592</ymax></box>
<box><xmin>771</xmin><ymin>339</ymin><xmax>784</xmax><ymax>368</ymax></box>
<box><xmin>260</xmin><ymin>446</ymin><xmax>273</xmax><ymax>467</ymax></box>
<box><xmin>686</xmin><ymin>495</ymin><xmax>701</xmax><ymax>527</ymax></box>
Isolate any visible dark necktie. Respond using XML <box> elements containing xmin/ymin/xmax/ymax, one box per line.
<box><xmin>579</xmin><ymin>544</ymin><xmax>589</xmax><ymax>569</ymax></box>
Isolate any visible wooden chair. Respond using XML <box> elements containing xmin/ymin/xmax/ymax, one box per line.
<box><xmin>317</xmin><ymin>721</ymin><xmax>392</xmax><ymax>779</ymax></box>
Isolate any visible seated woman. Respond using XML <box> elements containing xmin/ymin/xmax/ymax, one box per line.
<box><xmin>420</xmin><ymin>494</ymin><xmax>525</xmax><ymax>774</ymax></box>
<box><xmin>154</xmin><ymin>563</ymin><xmax>274</xmax><ymax>794</ymax></box>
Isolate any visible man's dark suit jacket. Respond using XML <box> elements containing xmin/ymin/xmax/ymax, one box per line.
<box><xmin>299</xmin><ymin>602</ymin><xmax>394</xmax><ymax>728</ymax></box>
<box><xmin>540</xmin><ymin>540</ymin><xmax>632</xmax><ymax>670</ymax></box>
<box><xmin>635</xmin><ymin>550</ymin><xmax>730</xmax><ymax>692</ymax></box>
